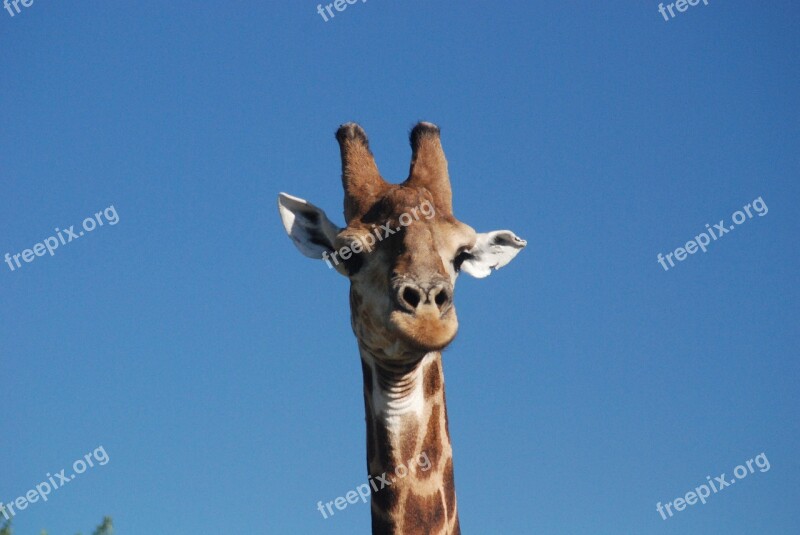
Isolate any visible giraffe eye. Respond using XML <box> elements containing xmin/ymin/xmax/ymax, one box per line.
<box><xmin>343</xmin><ymin>248</ymin><xmax>364</xmax><ymax>276</ymax></box>
<box><xmin>344</xmin><ymin>244</ymin><xmax>365</xmax><ymax>277</ymax></box>
<box><xmin>453</xmin><ymin>248</ymin><xmax>472</xmax><ymax>272</ymax></box>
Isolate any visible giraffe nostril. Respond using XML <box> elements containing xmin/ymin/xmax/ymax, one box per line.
<box><xmin>434</xmin><ymin>288</ymin><xmax>449</xmax><ymax>308</ymax></box>
<box><xmin>402</xmin><ymin>287</ymin><xmax>421</xmax><ymax>309</ymax></box>
<box><xmin>433</xmin><ymin>288</ymin><xmax>453</xmax><ymax>311</ymax></box>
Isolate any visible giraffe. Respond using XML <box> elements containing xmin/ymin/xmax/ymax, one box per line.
<box><xmin>278</xmin><ymin>122</ymin><xmax>526</xmax><ymax>534</ymax></box>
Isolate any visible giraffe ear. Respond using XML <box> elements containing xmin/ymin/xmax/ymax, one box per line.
<box><xmin>459</xmin><ymin>230</ymin><xmax>527</xmax><ymax>278</ymax></box>
<box><xmin>278</xmin><ymin>193</ymin><xmax>342</xmax><ymax>260</ymax></box>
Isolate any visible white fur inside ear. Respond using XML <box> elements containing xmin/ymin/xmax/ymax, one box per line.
<box><xmin>460</xmin><ymin>230</ymin><xmax>526</xmax><ymax>278</ymax></box>
<box><xmin>278</xmin><ymin>193</ymin><xmax>341</xmax><ymax>259</ymax></box>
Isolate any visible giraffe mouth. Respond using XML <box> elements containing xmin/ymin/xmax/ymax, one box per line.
<box><xmin>388</xmin><ymin>307</ymin><xmax>459</xmax><ymax>352</ymax></box>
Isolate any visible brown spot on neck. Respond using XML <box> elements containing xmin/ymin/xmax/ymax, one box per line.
<box><xmin>402</xmin><ymin>491</ymin><xmax>446</xmax><ymax>534</ymax></box>
<box><xmin>424</xmin><ymin>359</ymin><xmax>443</xmax><ymax>400</ymax></box>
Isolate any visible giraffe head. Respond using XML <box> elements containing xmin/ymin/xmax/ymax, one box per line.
<box><xmin>279</xmin><ymin>122</ymin><xmax>525</xmax><ymax>360</ymax></box>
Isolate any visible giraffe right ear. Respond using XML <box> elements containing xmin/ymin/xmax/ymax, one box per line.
<box><xmin>278</xmin><ymin>193</ymin><xmax>342</xmax><ymax>262</ymax></box>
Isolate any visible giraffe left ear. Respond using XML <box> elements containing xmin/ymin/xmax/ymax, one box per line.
<box><xmin>460</xmin><ymin>230</ymin><xmax>527</xmax><ymax>278</ymax></box>
<box><xmin>278</xmin><ymin>193</ymin><xmax>342</xmax><ymax>259</ymax></box>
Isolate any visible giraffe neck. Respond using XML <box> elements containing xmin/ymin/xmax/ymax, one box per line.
<box><xmin>359</xmin><ymin>347</ymin><xmax>460</xmax><ymax>535</ymax></box>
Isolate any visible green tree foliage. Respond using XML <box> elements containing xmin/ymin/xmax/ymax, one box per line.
<box><xmin>0</xmin><ymin>517</ymin><xmax>112</xmax><ymax>535</ymax></box>
<box><xmin>91</xmin><ymin>517</ymin><xmax>113</xmax><ymax>535</ymax></box>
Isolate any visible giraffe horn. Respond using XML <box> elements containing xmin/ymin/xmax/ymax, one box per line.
<box><xmin>405</xmin><ymin>122</ymin><xmax>453</xmax><ymax>215</ymax></box>
<box><xmin>336</xmin><ymin>123</ymin><xmax>388</xmax><ymax>223</ymax></box>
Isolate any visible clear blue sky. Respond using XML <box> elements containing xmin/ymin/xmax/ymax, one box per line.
<box><xmin>2</xmin><ymin>1</ymin><xmax>798</xmax><ymax>533</ymax></box>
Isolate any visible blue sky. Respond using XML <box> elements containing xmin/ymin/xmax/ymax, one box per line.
<box><xmin>1</xmin><ymin>1</ymin><xmax>798</xmax><ymax>533</ymax></box>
